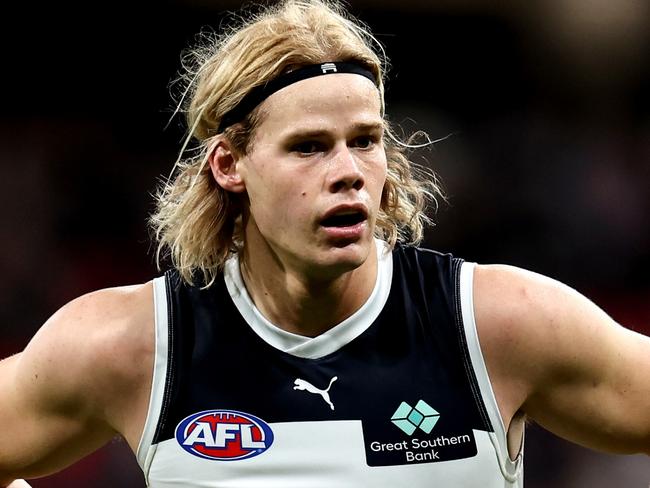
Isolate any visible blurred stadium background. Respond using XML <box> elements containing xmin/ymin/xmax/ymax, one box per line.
<box><xmin>1</xmin><ymin>0</ymin><xmax>648</xmax><ymax>485</ymax></box>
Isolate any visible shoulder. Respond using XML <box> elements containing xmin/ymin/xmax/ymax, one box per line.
<box><xmin>17</xmin><ymin>282</ymin><xmax>155</xmax><ymax>432</ymax></box>
<box><xmin>472</xmin><ymin>263</ymin><xmax>564</xmax><ymax>324</ymax></box>
<box><xmin>470</xmin><ymin>263</ymin><xmax>587</xmax><ymax>375</ymax></box>
<box><xmin>470</xmin><ymin>260</ymin><xmax>646</xmax><ymax>367</ymax></box>
<box><xmin>471</xmin><ymin>263</ymin><xmax>601</xmax><ymax>352</ymax></box>
<box><xmin>466</xmin><ymin>264</ymin><xmax>587</xmax><ymax>428</ymax></box>
<box><xmin>470</xmin><ymin>263</ymin><xmax>632</xmax><ymax>412</ymax></box>
<box><xmin>33</xmin><ymin>281</ymin><xmax>155</xmax><ymax>374</ymax></box>
<box><xmin>470</xmin><ymin>264</ymin><xmax>650</xmax><ymax>453</ymax></box>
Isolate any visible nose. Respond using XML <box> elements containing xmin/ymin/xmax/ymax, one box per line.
<box><xmin>327</xmin><ymin>145</ymin><xmax>365</xmax><ymax>193</ymax></box>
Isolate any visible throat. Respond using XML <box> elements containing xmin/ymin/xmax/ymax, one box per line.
<box><xmin>239</xmin><ymin>254</ymin><xmax>377</xmax><ymax>337</ymax></box>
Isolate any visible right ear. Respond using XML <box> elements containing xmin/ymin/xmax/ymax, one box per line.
<box><xmin>208</xmin><ymin>137</ymin><xmax>246</xmax><ymax>193</ymax></box>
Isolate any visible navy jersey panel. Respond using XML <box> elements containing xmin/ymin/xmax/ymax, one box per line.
<box><xmin>152</xmin><ymin>245</ymin><xmax>493</xmax><ymax>467</ymax></box>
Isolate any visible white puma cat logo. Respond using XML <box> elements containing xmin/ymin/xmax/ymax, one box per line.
<box><xmin>293</xmin><ymin>376</ymin><xmax>338</xmax><ymax>410</ymax></box>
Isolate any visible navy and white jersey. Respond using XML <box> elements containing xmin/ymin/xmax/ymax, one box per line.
<box><xmin>137</xmin><ymin>239</ymin><xmax>523</xmax><ymax>487</ymax></box>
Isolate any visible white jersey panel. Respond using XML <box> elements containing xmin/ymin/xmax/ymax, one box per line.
<box><xmin>459</xmin><ymin>262</ymin><xmax>523</xmax><ymax>484</ymax></box>
<box><xmin>137</xmin><ymin>275</ymin><xmax>170</xmax><ymax>478</ymax></box>
<box><xmin>149</xmin><ymin>421</ymin><xmax>514</xmax><ymax>488</ymax></box>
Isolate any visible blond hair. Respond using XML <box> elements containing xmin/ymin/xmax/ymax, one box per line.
<box><xmin>150</xmin><ymin>0</ymin><xmax>443</xmax><ymax>286</ymax></box>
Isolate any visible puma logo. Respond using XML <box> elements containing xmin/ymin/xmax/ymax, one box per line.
<box><xmin>293</xmin><ymin>376</ymin><xmax>338</xmax><ymax>410</ymax></box>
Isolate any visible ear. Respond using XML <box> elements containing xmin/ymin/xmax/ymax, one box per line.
<box><xmin>208</xmin><ymin>138</ymin><xmax>246</xmax><ymax>193</ymax></box>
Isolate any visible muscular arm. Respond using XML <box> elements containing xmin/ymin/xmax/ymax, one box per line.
<box><xmin>474</xmin><ymin>264</ymin><xmax>650</xmax><ymax>455</ymax></box>
<box><xmin>0</xmin><ymin>283</ymin><xmax>154</xmax><ymax>485</ymax></box>
<box><xmin>0</xmin><ymin>352</ymin><xmax>114</xmax><ymax>485</ymax></box>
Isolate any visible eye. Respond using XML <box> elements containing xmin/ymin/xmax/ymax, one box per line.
<box><xmin>291</xmin><ymin>140</ymin><xmax>326</xmax><ymax>155</ymax></box>
<box><xmin>352</xmin><ymin>135</ymin><xmax>379</xmax><ymax>149</ymax></box>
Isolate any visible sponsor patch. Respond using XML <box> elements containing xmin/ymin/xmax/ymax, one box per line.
<box><xmin>363</xmin><ymin>400</ymin><xmax>478</xmax><ymax>466</ymax></box>
<box><xmin>175</xmin><ymin>409</ymin><xmax>274</xmax><ymax>461</ymax></box>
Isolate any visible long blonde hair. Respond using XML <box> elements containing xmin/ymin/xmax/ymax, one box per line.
<box><xmin>150</xmin><ymin>0</ymin><xmax>443</xmax><ymax>286</ymax></box>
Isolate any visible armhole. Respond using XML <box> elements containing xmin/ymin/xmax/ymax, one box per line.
<box><xmin>459</xmin><ymin>262</ymin><xmax>523</xmax><ymax>482</ymax></box>
<box><xmin>136</xmin><ymin>275</ymin><xmax>170</xmax><ymax>479</ymax></box>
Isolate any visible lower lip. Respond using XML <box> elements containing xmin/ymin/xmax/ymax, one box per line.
<box><xmin>320</xmin><ymin>221</ymin><xmax>367</xmax><ymax>240</ymax></box>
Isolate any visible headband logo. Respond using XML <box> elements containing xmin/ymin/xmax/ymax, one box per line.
<box><xmin>320</xmin><ymin>63</ymin><xmax>338</xmax><ymax>74</ymax></box>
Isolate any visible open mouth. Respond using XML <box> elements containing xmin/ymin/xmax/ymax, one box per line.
<box><xmin>320</xmin><ymin>211</ymin><xmax>366</xmax><ymax>228</ymax></box>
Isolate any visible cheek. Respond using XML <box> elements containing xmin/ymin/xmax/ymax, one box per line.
<box><xmin>369</xmin><ymin>161</ymin><xmax>388</xmax><ymax>197</ymax></box>
<box><xmin>253</xmin><ymin>188</ymin><xmax>310</xmax><ymax>232</ymax></box>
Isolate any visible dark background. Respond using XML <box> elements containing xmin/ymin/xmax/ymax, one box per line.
<box><xmin>1</xmin><ymin>0</ymin><xmax>648</xmax><ymax>486</ymax></box>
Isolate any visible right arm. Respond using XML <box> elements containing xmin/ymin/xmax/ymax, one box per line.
<box><xmin>0</xmin><ymin>351</ymin><xmax>115</xmax><ymax>486</ymax></box>
<box><xmin>0</xmin><ymin>283</ymin><xmax>154</xmax><ymax>486</ymax></box>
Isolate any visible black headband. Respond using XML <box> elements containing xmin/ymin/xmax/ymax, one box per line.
<box><xmin>217</xmin><ymin>61</ymin><xmax>378</xmax><ymax>133</ymax></box>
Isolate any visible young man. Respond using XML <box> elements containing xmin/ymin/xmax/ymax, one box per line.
<box><xmin>1</xmin><ymin>1</ymin><xmax>648</xmax><ymax>486</ymax></box>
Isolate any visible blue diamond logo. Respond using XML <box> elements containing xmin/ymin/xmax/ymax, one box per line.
<box><xmin>390</xmin><ymin>400</ymin><xmax>440</xmax><ymax>435</ymax></box>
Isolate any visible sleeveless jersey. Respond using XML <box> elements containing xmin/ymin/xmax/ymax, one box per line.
<box><xmin>136</xmin><ymin>240</ymin><xmax>523</xmax><ymax>487</ymax></box>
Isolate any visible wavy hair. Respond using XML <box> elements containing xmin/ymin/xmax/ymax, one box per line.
<box><xmin>150</xmin><ymin>0</ymin><xmax>444</xmax><ymax>286</ymax></box>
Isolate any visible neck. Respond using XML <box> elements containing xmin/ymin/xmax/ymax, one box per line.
<box><xmin>239</xmin><ymin>240</ymin><xmax>378</xmax><ymax>338</ymax></box>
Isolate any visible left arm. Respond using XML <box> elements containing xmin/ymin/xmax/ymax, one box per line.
<box><xmin>473</xmin><ymin>264</ymin><xmax>650</xmax><ymax>455</ymax></box>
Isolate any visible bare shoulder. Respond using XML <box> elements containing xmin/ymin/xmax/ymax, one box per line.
<box><xmin>472</xmin><ymin>263</ymin><xmax>650</xmax><ymax>454</ymax></box>
<box><xmin>468</xmin><ymin>264</ymin><xmax>559</xmax><ymax>433</ymax></box>
<box><xmin>472</xmin><ymin>264</ymin><xmax>576</xmax><ymax>349</ymax></box>
<box><xmin>47</xmin><ymin>281</ymin><xmax>155</xmax><ymax>366</ymax></box>
<box><xmin>0</xmin><ymin>282</ymin><xmax>155</xmax><ymax>482</ymax></box>
<box><xmin>471</xmin><ymin>263</ymin><xmax>626</xmax><ymax>372</ymax></box>
<box><xmin>17</xmin><ymin>282</ymin><xmax>155</xmax><ymax>441</ymax></box>
<box><xmin>471</xmin><ymin>263</ymin><xmax>619</xmax><ymax>390</ymax></box>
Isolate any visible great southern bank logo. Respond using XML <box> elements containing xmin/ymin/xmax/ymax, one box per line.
<box><xmin>175</xmin><ymin>409</ymin><xmax>274</xmax><ymax>461</ymax></box>
<box><xmin>391</xmin><ymin>400</ymin><xmax>440</xmax><ymax>435</ymax></box>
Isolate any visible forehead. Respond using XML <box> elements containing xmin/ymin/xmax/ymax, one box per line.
<box><xmin>256</xmin><ymin>74</ymin><xmax>383</xmax><ymax>136</ymax></box>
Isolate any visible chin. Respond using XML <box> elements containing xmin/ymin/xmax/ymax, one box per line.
<box><xmin>311</xmin><ymin>239</ymin><xmax>372</xmax><ymax>275</ymax></box>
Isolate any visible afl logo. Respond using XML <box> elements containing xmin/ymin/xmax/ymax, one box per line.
<box><xmin>175</xmin><ymin>409</ymin><xmax>274</xmax><ymax>461</ymax></box>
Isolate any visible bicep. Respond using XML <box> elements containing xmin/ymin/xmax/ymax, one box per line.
<box><xmin>475</xmin><ymin>264</ymin><xmax>650</xmax><ymax>455</ymax></box>
<box><xmin>525</xmin><ymin>308</ymin><xmax>650</xmax><ymax>454</ymax></box>
<box><xmin>0</xmin><ymin>321</ymin><xmax>116</xmax><ymax>481</ymax></box>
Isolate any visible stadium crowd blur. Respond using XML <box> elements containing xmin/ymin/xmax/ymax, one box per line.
<box><xmin>1</xmin><ymin>0</ymin><xmax>648</xmax><ymax>486</ymax></box>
